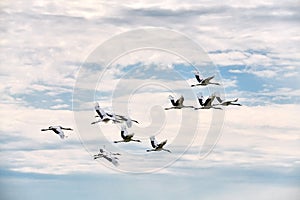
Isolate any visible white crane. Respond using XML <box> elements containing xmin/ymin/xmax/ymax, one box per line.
<box><xmin>114</xmin><ymin>115</ymin><xmax>139</xmax><ymax>128</ymax></box>
<box><xmin>215</xmin><ymin>96</ymin><xmax>242</xmax><ymax>106</ymax></box>
<box><xmin>92</xmin><ymin>102</ymin><xmax>138</xmax><ymax>127</ymax></box>
<box><xmin>114</xmin><ymin>126</ymin><xmax>141</xmax><ymax>143</ymax></box>
<box><xmin>91</xmin><ymin>102</ymin><xmax>120</xmax><ymax>124</ymax></box>
<box><xmin>146</xmin><ymin>136</ymin><xmax>171</xmax><ymax>153</ymax></box>
<box><xmin>191</xmin><ymin>71</ymin><xmax>220</xmax><ymax>87</ymax></box>
<box><xmin>165</xmin><ymin>95</ymin><xmax>194</xmax><ymax>110</ymax></box>
<box><xmin>41</xmin><ymin>126</ymin><xmax>73</xmax><ymax>139</ymax></box>
<box><xmin>93</xmin><ymin>146</ymin><xmax>120</xmax><ymax>166</ymax></box>
<box><xmin>194</xmin><ymin>92</ymin><xmax>222</xmax><ymax>110</ymax></box>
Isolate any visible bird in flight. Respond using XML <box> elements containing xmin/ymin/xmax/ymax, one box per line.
<box><xmin>114</xmin><ymin>115</ymin><xmax>139</xmax><ymax>128</ymax></box>
<box><xmin>215</xmin><ymin>96</ymin><xmax>242</xmax><ymax>106</ymax></box>
<box><xmin>92</xmin><ymin>102</ymin><xmax>138</xmax><ymax>127</ymax></box>
<box><xmin>91</xmin><ymin>102</ymin><xmax>121</xmax><ymax>125</ymax></box>
<box><xmin>165</xmin><ymin>95</ymin><xmax>194</xmax><ymax>110</ymax></box>
<box><xmin>194</xmin><ymin>92</ymin><xmax>222</xmax><ymax>110</ymax></box>
<box><xmin>114</xmin><ymin>126</ymin><xmax>141</xmax><ymax>143</ymax></box>
<box><xmin>146</xmin><ymin>136</ymin><xmax>171</xmax><ymax>153</ymax></box>
<box><xmin>41</xmin><ymin>126</ymin><xmax>73</xmax><ymax>139</ymax></box>
<box><xmin>191</xmin><ymin>71</ymin><xmax>220</xmax><ymax>87</ymax></box>
<box><xmin>94</xmin><ymin>146</ymin><xmax>121</xmax><ymax>166</ymax></box>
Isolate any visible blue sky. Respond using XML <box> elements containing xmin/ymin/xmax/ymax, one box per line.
<box><xmin>1</xmin><ymin>0</ymin><xmax>300</xmax><ymax>199</ymax></box>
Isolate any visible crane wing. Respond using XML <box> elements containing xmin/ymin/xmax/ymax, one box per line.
<box><xmin>158</xmin><ymin>140</ymin><xmax>167</xmax><ymax>148</ymax></box>
<box><xmin>195</xmin><ymin>74</ymin><xmax>202</xmax><ymax>83</ymax></box>
<box><xmin>176</xmin><ymin>95</ymin><xmax>184</xmax><ymax>106</ymax></box>
<box><xmin>216</xmin><ymin>96</ymin><xmax>223</xmax><ymax>103</ymax></box>
<box><xmin>125</xmin><ymin>118</ymin><xmax>132</xmax><ymax>128</ymax></box>
<box><xmin>109</xmin><ymin>156</ymin><xmax>119</xmax><ymax>166</ymax></box>
<box><xmin>96</xmin><ymin>107</ymin><xmax>107</xmax><ymax>119</ymax></box>
<box><xmin>58</xmin><ymin>132</ymin><xmax>65</xmax><ymax>139</ymax></box>
<box><xmin>150</xmin><ymin>136</ymin><xmax>158</xmax><ymax>148</ymax></box>
<box><xmin>204</xmin><ymin>75</ymin><xmax>215</xmax><ymax>82</ymax></box>
<box><xmin>197</xmin><ymin>92</ymin><xmax>204</xmax><ymax>106</ymax></box>
<box><xmin>115</xmin><ymin>114</ymin><xmax>127</xmax><ymax>120</ymax></box>
<box><xmin>120</xmin><ymin>126</ymin><xmax>130</xmax><ymax>139</ymax></box>
<box><xmin>204</xmin><ymin>96</ymin><xmax>215</xmax><ymax>107</ymax></box>
<box><xmin>121</xmin><ymin>130</ymin><xmax>127</xmax><ymax>139</ymax></box>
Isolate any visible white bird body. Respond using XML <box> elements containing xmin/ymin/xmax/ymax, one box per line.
<box><xmin>41</xmin><ymin>126</ymin><xmax>73</xmax><ymax>139</ymax></box>
<box><xmin>146</xmin><ymin>136</ymin><xmax>171</xmax><ymax>153</ymax></box>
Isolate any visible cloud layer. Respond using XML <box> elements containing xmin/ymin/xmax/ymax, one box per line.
<box><xmin>1</xmin><ymin>0</ymin><xmax>300</xmax><ymax>199</ymax></box>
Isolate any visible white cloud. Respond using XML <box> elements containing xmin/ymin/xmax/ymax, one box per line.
<box><xmin>1</xmin><ymin>91</ymin><xmax>299</xmax><ymax>175</ymax></box>
<box><xmin>1</xmin><ymin>0</ymin><xmax>299</xmax><ymax>107</ymax></box>
<box><xmin>1</xmin><ymin>3</ymin><xmax>299</xmax><ymax>199</ymax></box>
<box><xmin>50</xmin><ymin>104</ymin><xmax>70</xmax><ymax>109</ymax></box>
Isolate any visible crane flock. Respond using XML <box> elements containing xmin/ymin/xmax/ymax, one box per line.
<box><xmin>41</xmin><ymin>70</ymin><xmax>241</xmax><ymax>166</ymax></box>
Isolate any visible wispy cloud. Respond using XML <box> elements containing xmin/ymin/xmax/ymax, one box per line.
<box><xmin>1</xmin><ymin>0</ymin><xmax>300</xmax><ymax>199</ymax></box>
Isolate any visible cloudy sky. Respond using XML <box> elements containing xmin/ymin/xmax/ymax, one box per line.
<box><xmin>1</xmin><ymin>0</ymin><xmax>300</xmax><ymax>199</ymax></box>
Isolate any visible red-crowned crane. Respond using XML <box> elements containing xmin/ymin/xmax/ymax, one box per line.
<box><xmin>165</xmin><ymin>95</ymin><xmax>194</xmax><ymax>110</ymax></box>
<box><xmin>194</xmin><ymin>92</ymin><xmax>222</xmax><ymax>110</ymax></box>
<box><xmin>146</xmin><ymin>136</ymin><xmax>171</xmax><ymax>153</ymax></box>
<box><xmin>215</xmin><ymin>96</ymin><xmax>242</xmax><ymax>106</ymax></box>
<box><xmin>92</xmin><ymin>102</ymin><xmax>138</xmax><ymax>127</ymax></box>
<box><xmin>114</xmin><ymin>126</ymin><xmax>141</xmax><ymax>143</ymax></box>
<box><xmin>94</xmin><ymin>146</ymin><xmax>121</xmax><ymax>166</ymax></box>
<box><xmin>191</xmin><ymin>71</ymin><xmax>220</xmax><ymax>87</ymax></box>
<box><xmin>41</xmin><ymin>126</ymin><xmax>73</xmax><ymax>139</ymax></box>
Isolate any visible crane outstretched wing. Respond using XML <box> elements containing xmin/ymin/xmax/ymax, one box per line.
<box><xmin>203</xmin><ymin>96</ymin><xmax>214</xmax><ymax>107</ymax></box>
<box><xmin>125</xmin><ymin>118</ymin><xmax>132</xmax><ymax>128</ymax></box>
<box><xmin>176</xmin><ymin>95</ymin><xmax>184</xmax><ymax>106</ymax></box>
<box><xmin>121</xmin><ymin>126</ymin><xmax>129</xmax><ymax>139</ymax></box>
<box><xmin>203</xmin><ymin>75</ymin><xmax>215</xmax><ymax>83</ymax></box>
<box><xmin>196</xmin><ymin>92</ymin><xmax>204</xmax><ymax>106</ymax></box>
<box><xmin>216</xmin><ymin>96</ymin><xmax>223</xmax><ymax>103</ymax></box>
<box><xmin>158</xmin><ymin>140</ymin><xmax>167</xmax><ymax>148</ymax></box>
<box><xmin>195</xmin><ymin>74</ymin><xmax>202</xmax><ymax>83</ymax></box>
<box><xmin>150</xmin><ymin>136</ymin><xmax>158</xmax><ymax>148</ymax></box>
<box><xmin>58</xmin><ymin>132</ymin><xmax>65</xmax><ymax>139</ymax></box>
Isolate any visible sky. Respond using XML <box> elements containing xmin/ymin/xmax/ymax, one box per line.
<box><xmin>1</xmin><ymin>0</ymin><xmax>300</xmax><ymax>199</ymax></box>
